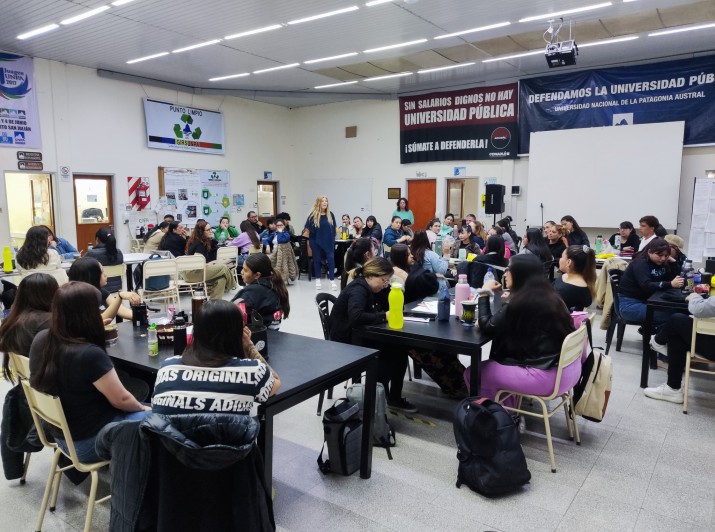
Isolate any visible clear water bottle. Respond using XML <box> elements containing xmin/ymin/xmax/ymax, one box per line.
<box><xmin>483</xmin><ymin>268</ymin><xmax>496</xmax><ymax>304</ymax></box>
<box><xmin>595</xmin><ymin>235</ymin><xmax>603</xmax><ymax>254</ymax></box>
<box><xmin>147</xmin><ymin>323</ymin><xmax>159</xmax><ymax>356</ymax></box>
<box><xmin>614</xmin><ymin>234</ymin><xmax>621</xmax><ymax>251</ymax></box>
<box><xmin>681</xmin><ymin>259</ymin><xmax>694</xmax><ymax>294</ymax></box>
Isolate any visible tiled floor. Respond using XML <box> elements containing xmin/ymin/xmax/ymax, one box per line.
<box><xmin>1</xmin><ymin>276</ymin><xmax>714</xmax><ymax>531</ymax></box>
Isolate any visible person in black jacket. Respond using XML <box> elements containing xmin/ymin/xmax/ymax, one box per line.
<box><xmin>608</xmin><ymin>221</ymin><xmax>640</xmax><ymax>252</ymax></box>
<box><xmin>329</xmin><ymin>257</ymin><xmax>415</xmax><ymax>412</ymax></box>
<box><xmin>476</xmin><ymin>235</ymin><xmax>508</xmax><ymax>268</ymax></box>
<box><xmin>184</xmin><ymin>220</ymin><xmax>235</xmax><ymax>299</ymax></box>
<box><xmin>560</xmin><ymin>215</ymin><xmax>590</xmax><ymax>247</ymax></box>
<box><xmin>465</xmin><ymin>254</ymin><xmax>575</xmax><ymax>410</ymax></box>
<box><xmin>618</xmin><ymin>237</ymin><xmax>684</xmax><ymax>325</ymax></box>
<box><xmin>361</xmin><ymin>215</ymin><xmax>383</xmax><ymax>243</ymax></box>
<box><xmin>232</xmin><ymin>254</ymin><xmax>290</xmax><ymax>329</ymax></box>
<box><xmin>159</xmin><ymin>221</ymin><xmax>187</xmax><ymax>257</ymax></box>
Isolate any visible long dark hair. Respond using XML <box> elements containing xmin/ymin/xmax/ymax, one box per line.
<box><xmin>16</xmin><ymin>226</ymin><xmax>50</xmax><ymax>269</ymax></box>
<box><xmin>485</xmin><ymin>235</ymin><xmax>506</xmax><ymax>259</ymax></box>
<box><xmin>508</xmin><ymin>254</ymin><xmax>544</xmax><ymax>292</ymax></box>
<box><xmin>409</xmin><ymin>230</ymin><xmax>431</xmax><ymax>265</ymax></box>
<box><xmin>160</xmin><ymin>221</ymin><xmax>184</xmax><ymax>250</ymax></box>
<box><xmin>186</xmin><ymin>219</ymin><xmax>213</xmax><ymax>254</ymax></box>
<box><xmin>95</xmin><ymin>227</ymin><xmax>119</xmax><ymax>262</ymax></box>
<box><xmin>182</xmin><ymin>300</ymin><xmax>245</xmax><ymax>367</ymax></box>
<box><xmin>635</xmin><ymin>237</ymin><xmax>670</xmax><ymax>262</ymax></box>
<box><xmin>390</xmin><ymin>244</ymin><xmax>410</xmax><ymax>271</ymax></box>
<box><xmin>30</xmin><ymin>282</ymin><xmax>106</xmax><ymax>395</ymax></box>
<box><xmin>345</xmin><ymin>237</ymin><xmax>374</xmax><ymax>271</ymax></box>
<box><xmin>564</xmin><ymin>245</ymin><xmax>597</xmax><ymax>297</ymax></box>
<box><xmin>560</xmin><ymin>215</ymin><xmax>584</xmax><ymax>234</ymax></box>
<box><xmin>524</xmin><ymin>228</ymin><xmax>552</xmax><ymax>262</ymax></box>
<box><xmin>244</xmin><ymin>254</ymin><xmax>290</xmax><ymax>318</ymax></box>
<box><xmin>68</xmin><ymin>257</ymin><xmax>103</xmax><ymax>289</ymax></box>
<box><xmin>239</xmin><ymin>220</ymin><xmax>260</xmax><ymax>248</ymax></box>
<box><xmin>0</xmin><ymin>273</ymin><xmax>58</xmax><ymax>382</ymax></box>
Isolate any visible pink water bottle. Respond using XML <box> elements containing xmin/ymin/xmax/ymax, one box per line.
<box><xmin>454</xmin><ymin>274</ymin><xmax>470</xmax><ymax>317</ymax></box>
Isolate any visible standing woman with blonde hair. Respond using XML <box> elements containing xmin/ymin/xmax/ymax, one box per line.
<box><xmin>304</xmin><ymin>196</ymin><xmax>338</xmax><ymax>291</ymax></box>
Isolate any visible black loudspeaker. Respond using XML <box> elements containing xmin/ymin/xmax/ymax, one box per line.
<box><xmin>485</xmin><ymin>184</ymin><xmax>506</xmax><ymax>215</ymax></box>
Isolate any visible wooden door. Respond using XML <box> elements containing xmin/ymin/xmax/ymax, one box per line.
<box><xmin>407</xmin><ymin>179</ymin><xmax>436</xmax><ymax>232</ymax></box>
<box><xmin>73</xmin><ymin>175</ymin><xmax>114</xmax><ymax>254</ymax></box>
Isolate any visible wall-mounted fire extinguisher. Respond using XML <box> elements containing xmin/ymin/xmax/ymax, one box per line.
<box><xmin>136</xmin><ymin>182</ymin><xmax>150</xmax><ymax>210</ymax></box>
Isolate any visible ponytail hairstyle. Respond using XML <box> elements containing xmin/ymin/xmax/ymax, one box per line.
<box><xmin>95</xmin><ymin>227</ymin><xmax>119</xmax><ymax>262</ymax></box>
<box><xmin>239</xmin><ymin>220</ymin><xmax>261</xmax><ymax>248</ymax></box>
<box><xmin>345</xmin><ymin>237</ymin><xmax>375</xmax><ymax>271</ymax></box>
<box><xmin>349</xmin><ymin>256</ymin><xmax>394</xmax><ymax>281</ymax></box>
<box><xmin>243</xmin><ymin>254</ymin><xmax>290</xmax><ymax>318</ymax></box>
<box><xmin>565</xmin><ymin>245</ymin><xmax>597</xmax><ymax>297</ymax></box>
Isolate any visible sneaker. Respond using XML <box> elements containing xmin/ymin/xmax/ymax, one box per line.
<box><xmin>649</xmin><ymin>337</ymin><xmax>668</xmax><ymax>356</ymax></box>
<box><xmin>644</xmin><ymin>383</ymin><xmax>684</xmax><ymax>404</ymax></box>
<box><xmin>315</xmin><ymin>280</ymin><xmax>322</xmax><ymax>290</ymax></box>
<box><xmin>511</xmin><ymin>414</ymin><xmax>526</xmax><ymax>434</ymax></box>
<box><xmin>331</xmin><ymin>281</ymin><xmax>338</xmax><ymax>291</ymax></box>
<box><xmin>388</xmin><ymin>398</ymin><xmax>418</xmax><ymax>413</ymax></box>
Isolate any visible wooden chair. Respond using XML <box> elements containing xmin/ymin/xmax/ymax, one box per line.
<box><xmin>299</xmin><ymin>237</ymin><xmax>313</xmax><ymax>281</ymax></box>
<box><xmin>216</xmin><ymin>246</ymin><xmax>241</xmax><ymax>286</ymax></box>
<box><xmin>605</xmin><ymin>269</ymin><xmax>642</xmax><ymax>355</ymax></box>
<box><xmin>315</xmin><ymin>293</ymin><xmax>337</xmax><ymax>415</ymax></box>
<box><xmin>7</xmin><ymin>352</ymin><xmax>32</xmax><ymax>484</ymax></box>
<box><xmin>495</xmin><ymin>325</ymin><xmax>587</xmax><ymax>473</ymax></box>
<box><xmin>20</xmin><ymin>380</ymin><xmax>111</xmax><ymax>532</ymax></box>
<box><xmin>141</xmin><ymin>258</ymin><xmax>180</xmax><ymax>311</ymax></box>
<box><xmin>176</xmin><ymin>255</ymin><xmax>207</xmax><ymax>296</ymax></box>
<box><xmin>683</xmin><ymin>317</ymin><xmax>715</xmax><ymax>414</ymax></box>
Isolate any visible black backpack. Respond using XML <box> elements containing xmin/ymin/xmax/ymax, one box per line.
<box><xmin>453</xmin><ymin>397</ymin><xmax>531</xmax><ymax>497</ymax></box>
<box><xmin>317</xmin><ymin>399</ymin><xmax>362</xmax><ymax>476</ymax></box>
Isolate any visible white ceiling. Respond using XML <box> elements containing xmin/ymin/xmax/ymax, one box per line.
<box><xmin>1</xmin><ymin>0</ymin><xmax>714</xmax><ymax>108</ymax></box>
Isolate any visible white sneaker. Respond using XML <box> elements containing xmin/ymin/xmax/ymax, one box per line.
<box><xmin>331</xmin><ymin>281</ymin><xmax>338</xmax><ymax>291</ymax></box>
<box><xmin>649</xmin><ymin>337</ymin><xmax>668</xmax><ymax>357</ymax></box>
<box><xmin>517</xmin><ymin>415</ymin><xmax>526</xmax><ymax>434</ymax></box>
<box><xmin>315</xmin><ymin>280</ymin><xmax>322</xmax><ymax>290</ymax></box>
<box><xmin>644</xmin><ymin>383</ymin><xmax>684</xmax><ymax>404</ymax></box>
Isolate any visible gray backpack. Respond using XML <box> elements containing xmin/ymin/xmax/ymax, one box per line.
<box><xmin>346</xmin><ymin>383</ymin><xmax>395</xmax><ymax>459</ymax></box>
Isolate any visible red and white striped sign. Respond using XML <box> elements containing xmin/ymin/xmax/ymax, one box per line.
<box><xmin>127</xmin><ymin>176</ymin><xmax>150</xmax><ymax>210</ymax></box>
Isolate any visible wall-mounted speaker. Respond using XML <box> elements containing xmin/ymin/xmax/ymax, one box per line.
<box><xmin>485</xmin><ymin>184</ymin><xmax>506</xmax><ymax>215</ymax></box>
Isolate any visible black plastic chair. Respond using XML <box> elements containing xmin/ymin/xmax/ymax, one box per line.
<box><xmin>605</xmin><ymin>268</ymin><xmax>642</xmax><ymax>355</ymax></box>
<box><xmin>315</xmin><ymin>293</ymin><xmax>338</xmax><ymax>415</ymax></box>
<box><xmin>299</xmin><ymin>237</ymin><xmax>312</xmax><ymax>281</ymax></box>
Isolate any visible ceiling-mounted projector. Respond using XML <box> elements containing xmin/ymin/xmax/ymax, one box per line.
<box><xmin>545</xmin><ymin>40</ymin><xmax>578</xmax><ymax>68</ymax></box>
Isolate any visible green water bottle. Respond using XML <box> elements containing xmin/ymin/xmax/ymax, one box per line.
<box><xmin>387</xmin><ymin>282</ymin><xmax>404</xmax><ymax>329</ymax></box>
<box><xmin>2</xmin><ymin>246</ymin><xmax>12</xmax><ymax>273</ymax></box>
<box><xmin>147</xmin><ymin>323</ymin><xmax>159</xmax><ymax>356</ymax></box>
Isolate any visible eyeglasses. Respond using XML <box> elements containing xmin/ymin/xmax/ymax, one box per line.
<box><xmin>276</xmin><ymin>224</ymin><xmax>284</xmax><ymax>228</ymax></box>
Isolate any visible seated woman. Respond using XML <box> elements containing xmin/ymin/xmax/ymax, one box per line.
<box><xmin>555</xmin><ymin>245</ymin><xmax>596</xmax><ymax>310</ymax></box>
<box><xmin>336</xmin><ymin>214</ymin><xmax>357</xmax><ymax>239</ymax></box>
<box><xmin>213</xmin><ymin>216</ymin><xmax>239</xmax><ymax>244</ymax></box>
<box><xmin>143</xmin><ymin>221</ymin><xmax>169</xmax><ymax>253</ymax></box>
<box><xmin>426</xmin><ymin>219</ymin><xmax>441</xmax><ymax>246</ymax></box>
<box><xmin>664</xmin><ymin>234</ymin><xmax>687</xmax><ymax>277</ymax></box>
<box><xmin>270</xmin><ymin>218</ymin><xmax>298</xmax><ymax>285</ymax></box>
<box><xmin>42</xmin><ymin>225</ymin><xmax>79</xmax><ymax>260</ymax></box>
<box><xmin>487</xmin><ymin>226</ymin><xmax>513</xmax><ymax>258</ymax></box>
<box><xmin>470</xmin><ymin>220</ymin><xmax>488</xmax><ymax>248</ymax></box>
<box><xmin>361</xmin><ymin>215</ymin><xmax>383</xmax><ymax>243</ymax></box>
<box><xmin>229</xmin><ymin>220</ymin><xmax>263</xmax><ymax>267</ymax></box>
<box><xmin>410</xmin><ymin>230</ymin><xmax>454</xmax><ymax>291</ymax></box>
<box><xmin>231</xmin><ymin>254</ymin><xmax>290</xmax><ymax>329</ymax></box>
<box><xmin>159</xmin><ymin>221</ymin><xmax>187</xmax><ymax>257</ymax></box>
<box><xmin>69</xmin><ymin>257</ymin><xmax>140</xmax><ymax>322</ymax></box>
<box><xmin>496</xmin><ymin>217</ymin><xmax>519</xmax><ymax>253</ymax></box>
<box><xmin>352</xmin><ymin>216</ymin><xmax>365</xmax><ymax>237</ymax></box>
<box><xmin>608</xmin><ymin>221</ymin><xmax>639</xmax><ymax>253</ymax></box>
<box><xmin>465</xmin><ymin>255</ymin><xmax>576</xmax><ymax>423</ymax></box>
<box><xmin>0</xmin><ymin>273</ymin><xmax>58</xmax><ymax>383</ymax></box>
<box><xmin>330</xmin><ymin>257</ymin><xmax>416</xmax><ymax>412</ymax></box>
<box><xmin>619</xmin><ymin>238</ymin><xmax>684</xmax><ymax>326</ymax></box>
<box><xmin>519</xmin><ymin>227</ymin><xmax>553</xmax><ymax>263</ymax></box>
<box><xmin>185</xmin><ymin>220</ymin><xmax>236</xmax><ymax>300</ymax></box>
<box><xmin>343</xmin><ymin>237</ymin><xmax>376</xmax><ymax>278</ymax></box>
<box><xmin>152</xmin><ymin>300</ymin><xmax>280</xmax><ymax>415</ymax></box>
<box><xmin>400</xmin><ymin>219</ymin><xmax>413</xmax><ymax>238</ymax></box>
<box><xmin>389</xmin><ymin>243</ymin><xmax>411</xmax><ymax>284</ymax></box>
<box><xmin>450</xmin><ymin>224</ymin><xmax>482</xmax><ymax>258</ymax></box>
<box><xmin>477</xmin><ymin>234</ymin><xmax>509</xmax><ymax>269</ymax></box>
<box><xmin>439</xmin><ymin>213</ymin><xmax>458</xmax><ymax>239</ymax></box>
<box><xmin>383</xmin><ymin>216</ymin><xmax>412</xmax><ymax>249</ymax></box>
<box><xmin>546</xmin><ymin>223</ymin><xmax>568</xmax><ymax>260</ymax></box>
<box><xmin>29</xmin><ymin>282</ymin><xmax>151</xmax><ymax>463</ymax></box>
<box><xmin>560</xmin><ymin>215</ymin><xmax>590</xmax><ymax>247</ymax></box>
<box><xmin>16</xmin><ymin>226</ymin><xmax>68</xmax><ymax>284</ymax></box>
<box><xmin>86</xmin><ymin>227</ymin><xmax>124</xmax><ymax>292</ymax></box>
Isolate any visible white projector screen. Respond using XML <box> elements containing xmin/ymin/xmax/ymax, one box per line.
<box><xmin>525</xmin><ymin>121</ymin><xmax>684</xmax><ymax>229</ymax></box>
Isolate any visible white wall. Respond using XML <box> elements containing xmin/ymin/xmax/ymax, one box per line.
<box><xmin>1</xmin><ymin>57</ymin><xmax>714</xmax><ymax>260</ymax></box>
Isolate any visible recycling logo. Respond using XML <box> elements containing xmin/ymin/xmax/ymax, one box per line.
<box><xmin>173</xmin><ymin>113</ymin><xmax>202</xmax><ymax>140</ymax></box>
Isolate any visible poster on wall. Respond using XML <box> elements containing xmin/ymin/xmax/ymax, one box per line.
<box><xmin>143</xmin><ymin>99</ymin><xmax>225</xmax><ymax>154</ymax></box>
<box><xmin>519</xmin><ymin>55</ymin><xmax>715</xmax><ymax>153</ymax></box>
<box><xmin>399</xmin><ymin>83</ymin><xmax>518</xmax><ymax>163</ymax></box>
<box><xmin>0</xmin><ymin>53</ymin><xmax>41</xmax><ymax>149</ymax></box>
<box><xmin>163</xmin><ymin>167</ymin><xmax>230</xmax><ymax>228</ymax></box>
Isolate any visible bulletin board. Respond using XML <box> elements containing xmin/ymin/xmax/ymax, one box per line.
<box><xmin>158</xmin><ymin>167</ymin><xmax>231</xmax><ymax>228</ymax></box>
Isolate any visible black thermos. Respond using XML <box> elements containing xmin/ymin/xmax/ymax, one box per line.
<box><xmin>173</xmin><ymin>317</ymin><xmax>187</xmax><ymax>356</ymax></box>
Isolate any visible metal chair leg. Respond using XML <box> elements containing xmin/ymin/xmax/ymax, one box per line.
<box><xmin>83</xmin><ymin>471</ymin><xmax>99</xmax><ymax>532</ymax></box>
<box><xmin>36</xmin><ymin>449</ymin><xmax>61</xmax><ymax>532</ymax></box>
<box><xmin>316</xmin><ymin>391</ymin><xmax>325</xmax><ymax>416</ymax></box>
<box><xmin>20</xmin><ymin>452</ymin><xmax>31</xmax><ymax>484</ymax></box>
<box><xmin>616</xmin><ymin>322</ymin><xmax>626</xmax><ymax>351</ymax></box>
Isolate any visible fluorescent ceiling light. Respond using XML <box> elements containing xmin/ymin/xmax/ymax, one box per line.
<box><xmin>304</xmin><ymin>52</ymin><xmax>359</xmax><ymax>64</ymax></box>
<box><xmin>418</xmin><ymin>62</ymin><xmax>475</xmax><ymax>74</ymax></box>
<box><xmin>434</xmin><ymin>22</ymin><xmax>511</xmax><ymax>39</ymax></box>
<box><xmin>111</xmin><ymin>0</ymin><xmax>138</xmax><ymax>5</ymax></box>
<box><xmin>253</xmin><ymin>63</ymin><xmax>300</xmax><ymax>74</ymax></box>
<box><xmin>225</xmin><ymin>24</ymin><xmax>282</xmax><ymax>40</ymax></box>
<box><xmin>364</xmin><ymin>39</ymin><xmax>427</xmax><ymax>53</ymax></box>
<box><xmin>288</xmin><ymin>6</ymin><xmax>359</xmax><ymax>25</ymax></box>
<box><xmin>648</xmin><ymin>22</ymin><xmax>715</xmax><ymax>37</ymax></box>
<box><xmin>315</xmin><ymin>81</ymin><xmax>359</xmax><ymax>89</ymax></box>
<box><xmin>579</xmin><ymin>35</ymin><xmax>639</xmax><ymax>47</ymax></box>
<box><xmin>365</xmin><ymin>0</ymin><xmax>392</xmax><ymax>6</ymax></box>
<box><xmin>363</xmin><ymin>72</ymin><xmax>412</xmax><ymax>81</ymax></box>
<box><xmin>126</xmin><ymin>52</ymin><xmax>169</xmax><ymax>64</ymax></box>
<box><xmin>172</xmin><ymin>39</ymin><xmax>221</xmax><ymax>54</ymax></box>
<box><xmin>60</xmin><ymin>5</ymin><xmax>110</xmax><ymax>25</ymax></box>
<box><xmin>17</xmin><ymin>24</ymin><xmax>59</xmax><ymax>40</ymax></box>
<box><xmin>519</xmin><ymin>2</ymin><xmax>612</xmax><ymax>23</ymax></box>
<box><xmin>209</xmin><ymin>73</ymin><xmax>251</xmax><ymax>81</ymax></box>
<box><xmin>482</xmin><ymin>50</ymin><xmax>543</xmax><ymax>63</ymax></box>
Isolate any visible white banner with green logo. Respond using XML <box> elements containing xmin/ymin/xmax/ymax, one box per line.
<box><xmin>143</xmin><ymin>98</ymin><xmax>225</xmax><ymax>154</ymax></box>
<box><xmin>0</xmin><ymin>53</ymin><xmax>41</xmax><ymax>149</ymax></box>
